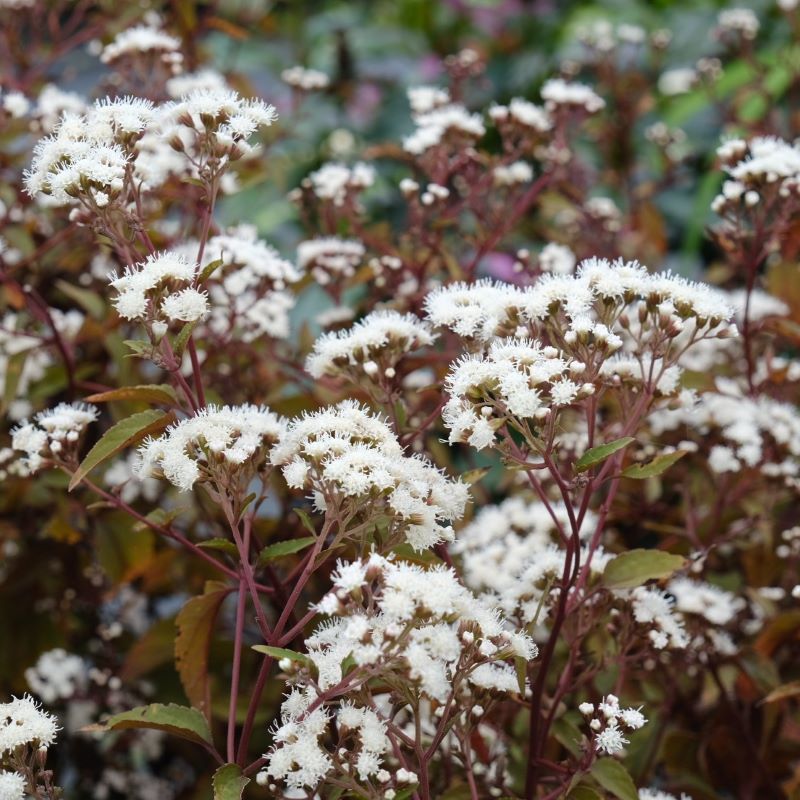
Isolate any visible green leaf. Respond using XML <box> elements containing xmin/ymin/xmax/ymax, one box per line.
<box><xmin>567</xmin><ymin>786</ymin><xmax>603</xmax><ymax>800</ymax></box>
<box><xmin>213</xmin><ymin>764</ymin><xmax>250</xmax><ymax>800</ymax></box>
<box><xmin>462</xmin><ymin>467</ymin><xmax>490</xmax><ymax>485</ymax></box>
<box><xmin>621</xmin><ymin>450</ymin><xmax>687</xmax><ymax>479</ymax></box>
<box><xmin>514</xmin><ymin>656</ymin><xmax>527</xmax><ymax>695</ymax></box>
<box><xmin>1</xmin><ymin>350</ymin><xmax>27</xmax><ymax>412</ymax></box>
<box><xmin>173</xmin><ymin>320</ymin><xmax>198</xmax><ymax>359</ymax></box>
<box><xmin>197</xmin><ymin>538</ymin><xmax>239</xmax><ymax>556</ymax></box>
<box><xmin>293</xmin><ymin>508</ymin><xmax>317</xmax><ymax>537</ymax></box>
<box><xmin>199</xmin><ymin>257</ymin><xmax>224</xmax><ymax>284</ymax></box>
<box><xmin>602</xmin><ymin>549</ymin><xmax>686</xmax><ymax>590</ymax></box>
<box><xmin>552</xmin><ymin>716</ymin><xmax>584</xmax><ymax>758</ymax></box>
<box><xmin>123</xmin><ymin>339</ymin><xmax>155</xmax><ymax>359</ymax></box>
<box><xmin>258</xmin><ymin>536</ymin><xmax>316</xmax><ymax>564</ymax></box>
<box><xmin>252</xmin><ymin>645</ymin><xmax>311</xmax><ymax>666</ymax></box>
<box><xmin>69</xmin><ymin>410</ymin><xmax>174</xmax><ymax>491</ymax></box>
<box><xmin>575</xmin><ymin>437</ymin><xmax>635</xmax><ymax>473</ymax></box>
<box><xmin>175</xmin><ymin>582</ymin><xmax>230</xmax><ymax>716</ymax></box>
<box><xmin>84</xmin><ymin>384</ymin><xmax>177</xmax><ymax>406</ymax></box>
<box><xmin>133</xmin><ymin>506</ymin><xmax>186</xmax><ymax>532</ymax></box>
<box><xmin>55</xmin><ymin>279</ymin><xmax>106</xmax><ymax>319</ymax></box>
<box><xmin>87</xmin><ymin>703</ymin><xmax>213</xmax><ymax>747</ymax></box>
<box><xmin>590</xmin><ymin>758</ymin><xmax>638</xmax><ymax>800</ymax></box>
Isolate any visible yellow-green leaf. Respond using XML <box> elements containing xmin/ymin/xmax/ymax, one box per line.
<box><xmin>199</xmin><ymin>257</ymin><xmax>224</xmax><ymax>284</ymax></box>
<box><xmin>213</xmin><ymin>764</ymin><xmax>250</xmax><ymax>800</ymax></box>
<box><xmin>258</xmin><ymin>536</ymin><xmax>316</xmax><ymax>564</ymax></box>
<box><xmin>621</xmin><ymin>450</ymin><xmax>687</xmax><ymax>480</ymax></box>
<box><xmin>56</xmin><ymin>279</ymin><xmax>106</xmax><ymax>319</ymax></box>
<box><xmin>69</xmin><ymin>410</ymin><xmax>174</xmax><ymax>491</ymax></box>
<box><xmin>575</xmin><ymin>437</ymin><xmax>635</xmax><ymax>474</ymax></box>
<box><xmin>84</xmin><ymin>384</ymin><xmax>178</xmax><ymax>406</ymax></box>
<box><xmin>590</xmin><ymin>758</ymin><xmax>638</xmax><ymax>800</ymax></box>
<box><xmin>603</xmin><ymin>549</ymin><xmax>686</xmax><ymax>590</ymax></box>
<box><xmin>87</xmin><ymin>703</ymin><xmax>213</xmax><ymax>747</ymax></box>
<box><xmin>252</xmin><ymin>645</ymin><xmax>311</xmax><ymax>666</ymax></box>
<box><xmin>197</xmin><ymin>538</ymin><xmax>239</xmax><ymax>556</ymax></box>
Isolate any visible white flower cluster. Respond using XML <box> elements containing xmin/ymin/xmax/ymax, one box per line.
<box><xmin>297</xmin><ymin>236</ymin><xmax>365</xmax><ymax>286</ymax></box>
<box><xmin>407</xmin><ymin>85</ymin><xmax>450</xmax><ymax>115</ymax></box>
<box><xmin>166</xmin><ymin>68</ymin><xmax>230</xmax><ymax>99</ymax></box>
<box><xmin>403</xmin><ymin>90</ymin><xmax>486</xmax><ymax>155</ymax></box>
<box><xmin>576</xmin><ymin>19</ymin><xmax>648</xmax><ymax>53</ymax></box>
<box><xmin>25</xmin><ymin>649</ymin><xmax>87</xmax><ymax>704</ymax></box>
<box><xmin>136</xmin><ymin>404</ymin><xmax>284</xmax><ymax>492</ymax></box>
<box><xmin>490</xmin><ymin>98</ymin><xmax>552</xmax><ymax>135</ymax></box>
<box><xmin>453</xmin><ymin>497</ymin><xmax>601</xmax><ymax>622</ymax></box>
<box><xmin>261</xmin><ymin>553</ymin><xmax>536</xmax><ymax>792</ymax></box>
<box><xmin>493</xmin><ymin>161</ymin><xmax>534</xmax><ymax>186</ymax></box>
<box><xmin>658</xmin><ymin>67</ymin><xmax>697</xmax><ymax>96</ymax></box>
<box><xmin>668</xmin><ymin>578</ymin><xmax>744</xmax><ymax>627</ymax></box>
<box><xmin>579</xmin><ymin>694</ymin><xmax>647</xmax><ymax>755</ymax></box>
<box><xmin>24</xmin><ymin>88</ymin><xmax>276</xmax><ymax>208</ymax></box>
<box><xmin>1</xmin><ymin>90</ymin><xmax>29</xmax><ymax>119</ymax></box>
<box><xmin>712</xmin><ymin>136</ymin><xmax>800</xmax><ymax>215</ymax></box>
<box><xmin>0</xmin><ymin>771</ymin><xmax>25</xmax><ymax>800</ymax></box>
<box><xmin>165</xmin><ymin>88</ymin><xmax>277</xmax><ymax>164</ymax></box>
<box><xmin>109</xmin><ymin>250</ymin><xmax>208</xmax><ymax>324</ymax></box>
<box><xmin>427</xmin><ymin>258</ymin><xmax>733</xmax><ymax>344</ymax></box>
<box><xmin>272</xmin><ymin>401</ymin><xmax>468</xmax><ymax>550</ymax></box>
<box><xmin>443</xmin><ymin>339</ymin><xmax>597</xmax><ymax>450</ymax></box>
<box><xmin>306</xmin><ymin>161</ymin><xmax>374</xmax><ymax>206</ymax></box>
<box><xmin>428</xmin><ymin>258</ymin><xmax>735</xmax><ymax>449</ymax></box>
<box><xmin>281</xmin><ymin>65</ymin><xmax>330</xmax><ymax>91</ymax></box>
<box><xmin>24</xmin><ymin>97</ymin><xmax>156</xmax><ymax>207</ymax></box>
<box><xmin>0</xmin><ymin>696</ymin><xmax>59</xmax><ymax>800</ymax></box>
<box><xmin>0</xmin><ymin>309</ymin><xmax>84</xmax><ymax>422</ymax></box>
<box><xmin>640</xmin><ymin>790</ymin><xmax>693</xmax><ymax>800</ymax></box>
<box><xmin>648</xmin><ymin>387</ymin><xmax>800</xmax><ymax>484</ymax></box>
<box><xmin>539</xmin><ymin>242</ymin><xmax>577</xmax><ymax>275</ymax></box>
<box><xmin>717</xmin><ymin>8</ymin><xmax>760</xmax><ymax>40</ymax></box>
<box><xmin>628</xmin><ymin>586</ymin><xmax>689</xmax><ymax>650</ymax></box>
<box><xmin>11</xmin><ymin>403</ymin><xmax>98</xmax><ymax>472</ymax></box>
<box><xmin>0</xmin><ymin>694</ymin><xmax>59</xmax><ymax>753</ymax></box>
<box><xmin>541</xmin><ymin>78</ymin><xmax>605</xmax><ymax>114</ymax></box>
<box><xmin>306</xmin><ymin>310</ymin><xmax>435</xmax><ymax>382</ymax></box>
<box><xmin>100</xmin><ymin>23</ymin><xmax>183</xmax><ymax>70</ymax></box>
<box><xmin>201</xmin><ymin>226</ymin><xmax>301</xmax><ymax>341</ymax></box>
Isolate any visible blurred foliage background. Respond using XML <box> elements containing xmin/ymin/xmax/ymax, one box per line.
<box><xmin>2</xmin><ymin>0</ymin><xmax>800</xmax><ymax>798</ymax></box>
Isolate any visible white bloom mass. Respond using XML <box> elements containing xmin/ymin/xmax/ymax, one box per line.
<box><xmin>137</xmin><ymin>404</ymin><xmax>284</xmax><ymax>492</ymax></box>
<box><xmin>0</xmin><ymin>695</ymin><xmax>59</xmax><ymax>754</ymax></box>
<box><xmin>271</xmin><ymin>400</ymin><xmax>468</xmax><ymax>550</ymax></box>
<box><xmin>306</xmin><ymin>310</ymin><xmax>435</xmax><ymax>380</ymax></box>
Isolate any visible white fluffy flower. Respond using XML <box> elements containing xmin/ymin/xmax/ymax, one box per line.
<box><xmin>0</xmin><ymin>772</ymin><xmax>25</xmax><ymax>800</ymax></box>
<box><xmin>25</xmin><ymin>650</ymin><xmax>87</xmax><ymax>705</ymax></box>
<box><xmin>161</xmin><ymin>287</ymin><xmax>209</xmax><ymax>322</ymax></box>
<box><xmin>281</xmin><ymin>66</ymin><xmax>330</xmax><ymax>90</ymax></box>
<box><xmin>0</xmin><ymin>695</ymin><xmax>59</xmax><ymax>753</ymax></box>
<box><xmin>404</xmin><ymin>104</ymin><xmax>485</xmax><ymax>155</ymax></box>
<box><xmin>272</xmin><ymin>401</ymin><xmax>468</xmax><ymax>550</ymax></box>
<box><xmin>11</xmin><ymin>403</ymin><xmax>97</xmax><ymax>472</ymax></box>
<box><xmin>100</xmin><ymin>24</ymin><xmax>181</xmax><ymax>63</ymax></box>
<box><xmin>306</xmin><ymin>310</ymin><xmax>435</xmax><ymax>380</ymax></box>
<box><xmin>541</xmin><ymin>79</ymin><xmax>605</xmax><ymax>113</ymax></box>
<box><xmin>109</xmin><ymin>250</ymin><xmax>197</xmax><ymax>322</ymax></box>
<box><xmin>307</xmin><ymin>161</ymin><xmax>374</xmax><ymax>206</ymax></box>
<box><xmin>297</xmin><ymin>237</ymin><xmax>364</xmax><ymax>286</ymax></box>
<box><xmin>137</xmin><ymin>405</ymin><xmax>284</xmax><ymax>492</ymax></box>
